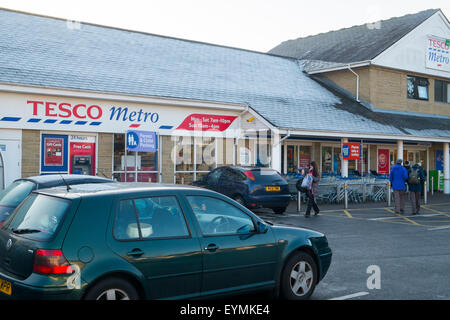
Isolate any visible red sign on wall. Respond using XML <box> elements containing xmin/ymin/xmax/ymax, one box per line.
<box><xmin>378</xmin><ymin>149</ymin><xmax>390</xmax><ymax>175</ymax></box>
<box><xmin>342</xmin><ymin>143</ymin><xmax>361</xmax><ymax>160</ymax></box>
<box><xmin>176</xmin><ymin>114</ymin><xmax>237</xmax><ymax>132</ymax></box>
<box><xmin>44</xmin><ymin>138</ymin><xmax>64</xmax><ymax>166</ymax></box>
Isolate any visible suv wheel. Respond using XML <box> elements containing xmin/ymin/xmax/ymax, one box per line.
<box><xmin>84</xmin><ymin>277</ymin><xmax>139</xmax><ymax>300</ymax></box>
<box><xmin>280</xmin><ymin>252</ymin><xmax>317</xmax><ymax>300</ymax></box>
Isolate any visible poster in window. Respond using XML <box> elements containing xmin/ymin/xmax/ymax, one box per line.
<box><xmin>44</xmin><ymin>138</ymin><xmax>64</xmax><ymax>166</ymax></box>
<box><xmin>377</xmin><ymin>149</ymin><xmax>390</xmax><ymax>175</ymax></box>
<box><xmin>41</xmin><ymin>134</ymin><xmax>68</xmax><ymax>173</ymax></box>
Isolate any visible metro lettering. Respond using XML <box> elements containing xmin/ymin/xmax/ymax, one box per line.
<box><xmin>109</xmin><ymin>106</ymin><xmax>159</xmax><ymax>123</ymax></box>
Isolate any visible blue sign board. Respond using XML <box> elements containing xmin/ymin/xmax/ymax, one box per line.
<box><xmin>127</xmin><ymin>131</ymin><xmax>157</xmax><ymax>153</ymax></box>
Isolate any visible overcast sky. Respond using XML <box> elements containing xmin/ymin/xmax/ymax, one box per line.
<box><xmin>0</xmin><ymin>0</ymin><xmax>448</xmax><ymax>52</ymax></box>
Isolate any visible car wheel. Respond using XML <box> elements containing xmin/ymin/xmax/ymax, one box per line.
<box><xmin>233</xmin><ymin>195</ymin><xmax>246</xmax><ymax>207</ymax></box>
<box><xmin>280</xmin><ymin>251</ymin><xmax>317</xmax><ymax>300</ymax></box>
<box><xmin>273</xmin><ymin>207</ymin><xmax>287</xmax><ymax>214</ymax></box>
<box><xmin>84</xmin><ymin>277</ymin><xmax>139</xmax><ymax>300</ymax></box>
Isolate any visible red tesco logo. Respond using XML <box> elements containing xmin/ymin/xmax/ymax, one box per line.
<box><xmin>28</xmin><ymin>100</ymin><xmax>103</xmax><ymax>120</ymax></box>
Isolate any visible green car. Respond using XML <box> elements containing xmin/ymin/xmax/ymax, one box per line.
<box><xmin>0</xmin><ymin>183</ymin><xmax>331</xmax><ymax>300</ymax></box>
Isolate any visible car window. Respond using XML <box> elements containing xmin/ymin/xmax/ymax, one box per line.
<box><xmin>135</xmin><ymin>196</ymin><xmax>189</xmax><ymax>239</ymax></box>
<box><xmin>114</xmin><ymin>200</ymin><xmax>139</xmax><ymax>240</ymax></box>
<box><xmin>186</xmin><ymin>196</ymin><xmax>255</xmax><ymax>236</ymax></box>
<box><xmin>114</xmin><ymin>196</ymin><xmax>189</xmax><ymax>240</ymax></box>
<box><xmin>206</xmin><ymin>168</ymin><xmax>223</xmax><ymax>184</ymax></box>
<box><xmin>222</xmin><ymin>168</ymin><xmax>245</xmax><ymax>182</ymax></box>
<box><xmin>3</xmin><ymin>194</ymin><xmax>70</xmax><ymax>241</ymax></box>
<box><xmin>0</xmin><ymin>180</ymin><xmax>36</xmax><ymax>207</ymax></box>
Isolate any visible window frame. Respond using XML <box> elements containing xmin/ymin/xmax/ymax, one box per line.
<box><xmin>112</xmin><ymin>195</ymin><xmax>192</xmax><ymax>242</ymax></box>
<box><xmin>407</xmin><ymin>75</ymin><xmax>430</xmax><ymax>101</ymax></box>
<box><xmin>435</xmin><ymin>79</ymin><xmax>450</xmax><ymax>104</ymax></box>
<box><xmin>185</xmin><ymin>194</ymin><xmax>258</xmax><ymax>238</ymax></box>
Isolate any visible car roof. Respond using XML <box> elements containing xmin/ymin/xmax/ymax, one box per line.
<box><xmin>15</xmin><ymin>174</ymin><xmax>113</xmax><ymax>189</ymax></box>
<box><xmin>36</xmin><ymin>182</ymin><xmax>210</xmax><ymax>199</ymax></box>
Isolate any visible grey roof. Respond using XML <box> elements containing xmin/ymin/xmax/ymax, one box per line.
<box><xmin>0</xmin><ymin>8</ymin><xmax>449</xmax><ymax>140</ymax></box>
<box><xmin>268</xmin><ymin>9</ymin><xmax>440</xmax><ymax>64</ymax></box>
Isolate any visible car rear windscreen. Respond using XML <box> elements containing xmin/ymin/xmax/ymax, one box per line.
<box><xmin>2</xmin><ymin>194</ymin><xmax>70</xmax><ymax>241</ymax></box>
<box><xmin>250</xmin><ymin>169</ymin><xmax>284</xmax><ymax>183</ymax></box>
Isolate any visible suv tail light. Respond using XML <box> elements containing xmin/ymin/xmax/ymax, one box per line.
<box><xmin>244</xmin><ymin>170</ymin><xmax>255</xmax><ymax>181</ymax></box>
<box><xmin>33</xmin><ymin>249</ymin><xmax>74</xmax><ymax>274</ymax></box>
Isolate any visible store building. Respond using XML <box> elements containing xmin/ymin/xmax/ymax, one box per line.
<box><xmin>270</xmin><ymin>8</ymin><xmax>450</xmax><ymax>193</ymax></box>
<box><xmin>0</xmin><ymin>8</ymin><xmax>449</xmax><ymax>193</ymax></box>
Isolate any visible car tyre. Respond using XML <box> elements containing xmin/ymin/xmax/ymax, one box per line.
<box><xmin>273</xmin><ymin>207</ymin><xmax>287</xmax><ymax>215</ymax></box>
<box><xmin>84</xmin><ymin>277</ymin><xmax>139</xmax><ymax>300</ymax></box>
<box><xmin>280</xmin><ymin>251</ymin><xmax>317</xmax><ymax>300</ymax></box>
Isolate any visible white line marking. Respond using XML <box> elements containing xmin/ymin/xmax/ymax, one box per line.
<box><xmin>428</xmin><ymin>226</ymin><xmax>450</xmax><ymax>231</ymax></box>
<box><xmin>369</xmin><ymin>214</ymin><xmax>441</xmax><ymax>221</ymax></box>
<box><xmin>329</xmin><ymin>291</ymin><xmax>370</xmax><ymax>300</ymax></box>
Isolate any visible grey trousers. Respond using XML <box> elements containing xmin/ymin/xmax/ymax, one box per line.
<box><xmin>410</xmin><ymin>191</ymin><xmax>421</xmax><ymax>214</ymax></box>
<box><xmin>393</xmin><ymin>190</ymin><xmax>406</xmax><ymax>213</ymax></box>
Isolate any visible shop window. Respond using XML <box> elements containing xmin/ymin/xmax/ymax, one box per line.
<box><xmin>322</xmin><ymin>147</ymin><xmax>333</xmax><ymax>174</ymax></box>
<box><xmin>435</xmin><ymin>80</ymin><xmax>450</xmax><ymax>104</ymax></box>
<box><xmin>174</xmin><ymin>136</ymin><xmax>216</xmax><ymax>184</ymax></box>
<box><xmin>407</xmin><ymin>76</ymin><xmax>429</xmax><ymax>101</ymax></box>
<box><xmin>113</xmin><ymin>134</ymin><xmax>158</xmax><ymax>182</ymax></box>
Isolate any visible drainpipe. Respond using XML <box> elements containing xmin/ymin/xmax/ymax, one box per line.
<box><xmin>347</xmin><ymin>65</ymin><xmax>360</xmax><ymax>102</ymax></box>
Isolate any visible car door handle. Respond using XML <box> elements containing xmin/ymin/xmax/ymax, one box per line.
<box><xmin>204</xmin><ymin>244</ymin><xmax>219</xmax><ymax>252</ymax></box>
<box><xmin>127</xmin><ymin>249</ymin><xmax>144</xmax><ymax>257</ymax></box>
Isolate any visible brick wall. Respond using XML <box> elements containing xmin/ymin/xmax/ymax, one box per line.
<box><xmin>322</xmin><ymin>66</ymin><xmax>450</xmax><ymax>116</ymax></box>
<box><xmin>97</xmin><ymin>133</ymin><xmax>113</xmax><ymax>178</ymax></box>
<box><xmin>161</xmin><ymin>135</ymin><xmax>174</xmax><ymax>183</ymax></box>
<box><xmin>21</xmin><ymin>130</ymin><xmax>40</xmax><ymax>178</ymax></box>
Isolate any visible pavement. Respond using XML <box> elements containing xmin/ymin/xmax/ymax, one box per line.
<box><xmin>251</xmin><ymin>192</ymin><xmax>450</xmax><ymax>300</ymax></box>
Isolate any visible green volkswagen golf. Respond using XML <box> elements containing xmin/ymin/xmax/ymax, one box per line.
<box><xmin>0</xmin><ymin>183</ymin><xmax>331</xmax><ymax>300</ymax></box>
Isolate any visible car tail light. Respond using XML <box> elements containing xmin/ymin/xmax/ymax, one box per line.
<box><xmin>244</xmin><ymin>170</ymin><xmax>255</xmax><ymax>181</ymax></box>
<box><xmin>33</xmin><ymin>249</ymin><xmax>74</xmax><ymax>274</ymax></box>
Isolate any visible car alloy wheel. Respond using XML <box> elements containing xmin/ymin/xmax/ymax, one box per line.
<box><xmin>280</xmin><ymin>252</ymin><xmax>317</xmax><ymax>300</ymax></box>
<box><xmin>290</xmin><ymin>261</ymin><xmax>314</xmax><ymax>297</ymax></box>
<box><xmin>96</xmin><ymin>288</ymin><xmax>130</xmax><ymax>300</ymax></box>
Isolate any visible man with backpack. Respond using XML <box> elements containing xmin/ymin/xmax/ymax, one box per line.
<box><xmin>407</xmin><ymin>162</ymin><xmax>425</xmax><ymax>215</ymax></box>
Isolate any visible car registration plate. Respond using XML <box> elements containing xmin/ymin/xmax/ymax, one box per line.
<box><xmin>0</xmin><ymin>278</ymin><xmax>11</xmax><ymax>296</ymax></box>
<box><xmin>266</xmin><ymin>186</ymin><xmax>280</xmax><ymax>191</ymax></box>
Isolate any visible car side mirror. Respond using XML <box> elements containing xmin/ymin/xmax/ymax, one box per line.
<box><xmin>257</xmin><ymin>221</ymin><xmax>268</xmax><ymax>234</ymax></box>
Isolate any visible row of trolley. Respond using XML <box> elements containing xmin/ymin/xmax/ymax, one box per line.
<box><xmin>284</xmin><ymin>174</ymin><xmax>390</xmax><ymax>204</ymax></box>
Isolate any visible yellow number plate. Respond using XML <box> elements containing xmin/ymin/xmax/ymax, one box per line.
<box><xmin>0</xmin><ymin>278</ymin><xmax>11</xmax><ymax>296</ymax></box>
<box><xmin>266</xmin><ymin>186</ymin><xmax>280</xmax><ymax>191</ymax></box>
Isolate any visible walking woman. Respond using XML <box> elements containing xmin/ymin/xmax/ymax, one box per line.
<box><xmin>303</xmin><ymin>161</ymin><xmax>321</xmax><ymax>218</ymax></box>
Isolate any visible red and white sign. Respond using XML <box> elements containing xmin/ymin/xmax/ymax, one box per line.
<box><xmin>426</xmin><ymin>36</ymin><xmax>450</xmax><ymax>72</ymax></box>
<box><xmin>69</xmin><ymin>135</ymin><xmax>96</xmax><ymax>174</ymax></box>
<box><xmin>377</xmin><ymin>149</ymin><xmax>390</xmax><ymax>175</ymax></box>
<box><xmin>176</xmin><ymin>114</ymin><xmax>238</xmax><ymax>132</ymax></box>
<box><xmin>44</xmin><ymin>137</ymin><xmax>64</xmax><ymax>166</ymax></box>
<box><xmin>342</xmin><ymin>143</ymin><xmax>361</xmax><ymax>160</ymax></box>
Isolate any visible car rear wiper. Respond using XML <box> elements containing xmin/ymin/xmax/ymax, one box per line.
<box><xmin>12</xmin><ymin>228</ymin><xmax>42</xmax><ymax>234</ymax></box>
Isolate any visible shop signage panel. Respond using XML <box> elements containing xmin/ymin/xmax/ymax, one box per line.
<box><xmin>176</xmin><ymin>114</ymin><xmax>238</xmax><ymax>132</ymax></box>
<box><xmin>126</xmin><ymin>130</ymin><xmax>157</xmax><ymax>153</ymax></box>
<box><xmin>69</xmin><ymin>135</ymin><xmax>96</xmax><ymax>175</ymax></box>
<box><xmin>426</xmin><ymin>36</ymin><xmax>450</xmax><ymax>72</ymax></box>
<box><xmin>342</xmin><ymin>143</ymin><xmax>361</xmax><ymax>160</ymax></box>
<box><xmin>377</xmin><ymin>149</ymin><xmax>390</xmax><ymax>175</ymax></box>
<box><xmin>0</xmin><ymin>93</ymin><xmax>241</xmax><ymax>137</ymax></box>
<box><xmin>41</xmin><ymin>134</ymin><xmax>68</xmax><ymax>172</ymax></box>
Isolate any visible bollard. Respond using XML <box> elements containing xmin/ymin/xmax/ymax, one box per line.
<box><xmin>181</xmin><ymin>177</ymin><xmax>185</xmax><ymax>185</ymax></box>
<box><xmin>344</xmin><ymin>182</ymin><xmax>351</xmax><ymax>208</ymax></box>
<box><xmin>297</xmin><ymin>191</ymin><xmax>302</xmax><ymax>213</ymax></box>
<box><xmin>387</xmin><ymin>182</ymin><xmax>391</xmax><ymax>207</ymax></box>
<box><xmin>424</xmin><ymin>180</ymin><xmax>428</xmax><ymax>205</ymax></box>
<box><xmin>431</xmin><ymin>177</ymin><xmax>434</xmax><ymax>196</ymax></box>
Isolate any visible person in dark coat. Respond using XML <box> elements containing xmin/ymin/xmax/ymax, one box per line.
<box><xmin>407</xmin><ymin>163</ymin><xmax>425</xmax><ymax>215</ymax></box>
<box><xmin>302</xmin><ymin>161</ymin><xmax>320</xmax><ymax>218</ymax></box>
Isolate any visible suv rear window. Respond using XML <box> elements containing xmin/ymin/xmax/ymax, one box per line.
<box><xmin>249</xmin><ymin>169</ymin><xmax>284</xmax><ymax>183</ymax></box>
<box><xmin>2</xmin><ymin>194</ymin><xmax>70</xmax><ymax>241</ymax></box>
